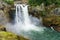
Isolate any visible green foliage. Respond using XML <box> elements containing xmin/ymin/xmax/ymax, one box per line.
<box><xmin>54</xmin><ymin>0</ymin><xmax>60</xmax><ymax>5</ymax></box>
<box><xmin>28</xmin><ymin>0</ymin><xmax>60</xmax><ymax>17</ymax></box>
<box><xmin>44</xmin><ymin>0</ymin><xmax>53</xmax><ymax>6</ymax></box>
<box><xmin>28</xmin><ymin>0</ymin><xmax>43</xmax><ymax>6</ymax></box>
<box><xmin>28</xmin><ymin>0</ymin><xmax>60</xmax><ymax>6</ymax></box>
<box><xmin>4</xmin><ymin>0</ymin><xmax>14</xmax><ymax>5</ymax></box>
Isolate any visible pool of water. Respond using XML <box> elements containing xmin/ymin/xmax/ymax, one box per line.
<box><xmin>22</xmin><ymin>27</ymin><xmax>60</xmax><ymax>40</ymax></box>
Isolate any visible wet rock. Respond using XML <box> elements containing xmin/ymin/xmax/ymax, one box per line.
<box><xmin>53</xmin><ymin>26</ymin><xmax>60</xmax><ymax>32</ymax></box>
<box><xmin>0</xmin><ymin>25</ymin><xmax>6</xmax><ymax>31</ymax></box>
<box><xmin>0</xmin><ymin>10</ymin><xmax>7</xmax><ymax>25</ymax></box>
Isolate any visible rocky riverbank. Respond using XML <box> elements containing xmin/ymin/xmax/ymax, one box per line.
<box><xmin>0</xmin><ymin>0</ymin><xmax>60</xmax><ymax>40</ymax></box>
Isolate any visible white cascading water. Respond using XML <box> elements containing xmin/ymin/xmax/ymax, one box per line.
<box><xmin>6</xmin><ymin>4</ymin><xmax>45</xmax><ymax>35</ymax></box>
<box><xmin>18</xmin><ymin>4</ymin><xmax>44</xmax><ymax>31</ymax></box>
<box><xmin>5</xmin><ymin>4</ymin><xmax>60</xmax><ymax>40</ymax></box>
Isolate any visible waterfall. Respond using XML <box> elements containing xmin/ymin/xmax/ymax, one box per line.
<box><xmin>6</xmin><ymin>4</ymin><xmax>45</xmax><ymax>35</ymax></box>
<box><xmin>15</xmin><ymin>4</ymin><xmax>24</xmax><ymax>24</ymax></box>
<box><xmin>5</xmin><ymin>4</ymin><xmax>60</xmax><ymax>40</ymax></box>
<box><xmin>20</xmin><ymin>5</ymin><xmax>31</xmax><ymax>25</ymax></box>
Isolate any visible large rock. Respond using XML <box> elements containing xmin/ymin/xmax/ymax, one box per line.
<box><xmin>0</xmin><ymin>25</ymin><xmax>6</xmax><ymax>31</ymax></box>
<box><xmin>0</xmin><ymin>10</ymin><xmax>7</xmax><ymax>25</ymax></box>
<box><xmin>43</xmin><ymin>15</ymin><xmax>60</xmax><ymax>26</ymax></box>
<box><xmin>0</xmin><ymin>31</ymin><xmax>29</xmax><ymax>40</ymax></box>
<box><xmin>29</xmin><ymin>6</ymin><xmax>41</xmax><ymax>18</ymax></box>
<box><xmin>53</xmin><ymin>26</ymin><xmax>60</xmax><ymax>32</ymax></box>
<box><xmin>0</xmin><ymin>31</ymin><xmax>18</xmax><ymax>40</ymax></box>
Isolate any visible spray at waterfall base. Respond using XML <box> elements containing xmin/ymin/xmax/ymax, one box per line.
<box><xmin>5</xmin><ymin>4</ymin><xmax>46</xmax><ymax>35</ymax></box>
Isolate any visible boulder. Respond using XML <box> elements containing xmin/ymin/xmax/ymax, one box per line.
<box><xmin>0</xmin><ymin>10</ymin><xmax>7</xmax><ymax>25</ymax></box>
<box><xmin>0</xmin><ymin>25</ymin><xmax>6</xmax><ymax>31</ymax></box>
<box><xmin>53</xmin><ymin>26</ymin><xmax>60</xmax><ymax>32</ymax></box>
<box><xmin>43</xmin><ymin>15</ymin><xmax>60</xmax><ymax>26</ymax></box>
<box><xmin>0</xmin><ymin>31</ymin><xmax>29</xmax><ymax>40</ymax></box>
<box><xmin>0</xmin><ymin>31</ymin><xmax>18</xmax><ymax>40</ymax></box>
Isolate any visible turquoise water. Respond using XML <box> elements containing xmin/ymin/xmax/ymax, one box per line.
<box><xmin>22</xmin><ymin>28</ymin><xmax>60</xmax><ymax>40</ymax></box>
<box><xmin>11</xmin><ymin>4</ymin><xmax>60</xmax><ymax>40</ymax></box>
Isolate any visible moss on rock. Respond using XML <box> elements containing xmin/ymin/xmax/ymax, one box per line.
<box><xmin>0</xmin><ymin>31</ymin><xmax>29</xmax><ymax>40</ymax></box>
<box><xmin>0</xmin><ymin>31</ymin><xmax>18</xmax><ymax>40</ymax></box>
